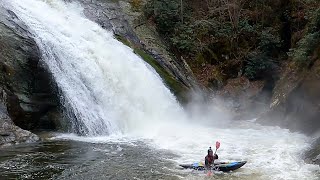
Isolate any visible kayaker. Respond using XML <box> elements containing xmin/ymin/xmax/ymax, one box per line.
<box><xmin>205</xmin><ymin>147</ymin><xmax>218</xmax><ymax>169</ymax></box>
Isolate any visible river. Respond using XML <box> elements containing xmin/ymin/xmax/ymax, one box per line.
<box><xmin>1</xmin><ymin>120</ymin><xmax>319</xmax><ymax>179</ymax></box>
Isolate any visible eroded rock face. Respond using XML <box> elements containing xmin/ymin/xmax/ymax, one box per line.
<box><xmin>216</xmin><ymin>77</ymin><xmax>271</xmax><ymax>119</ymax></box>
<box><xmin>118</xmin><ymin>0</ymin><xmax>200</xmax><ymax>89</ymax></box>
<box><xmin>71</xmin><ymin>0</ymin><xmax>140</xmax><ymax>44</ymax></box>
<box><xmin>0</xmin><ymin>7</ymin><xmax>60</xmax><ymax>130</ymax></box>
<box><xmin>257</xmin><ymin>59</ymin><xmax>320</xmax><ymax>135</ymax></box>
<box><xmin>0</xmin><ymin>98</ymin><xmax>39</xmax><ymax>147</ymax></box>
<box><xmin>0</xmin><ymin>118</ymin><xmax>39</xmax><ymax>147</ymax></box>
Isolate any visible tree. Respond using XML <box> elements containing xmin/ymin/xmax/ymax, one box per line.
<box><xmin>220</xmin><ymin>0</ymin><xmax>248</xmax><ymax>31</ymax></box>
<box><xmin>180</xmin><ymin>0</ymin><xmax>183</xmax><ymax>23</ymax></box>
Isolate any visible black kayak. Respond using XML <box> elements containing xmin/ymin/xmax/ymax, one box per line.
<box><xmin>179</xmin><ymin>161</ymin><xmax>247</xmax><ymax>172</ymax></box>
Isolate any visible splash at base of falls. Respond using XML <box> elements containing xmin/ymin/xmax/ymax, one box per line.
<box><xmin>54</xmin><ymin>120</ymin><xmax>320</xmax><ymax>180</ymax></box>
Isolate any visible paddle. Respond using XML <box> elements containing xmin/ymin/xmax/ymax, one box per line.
<box><xmin>215</xmin><ymin>141</ymin><xmax>220</xmax><ymax>154</ymax></box>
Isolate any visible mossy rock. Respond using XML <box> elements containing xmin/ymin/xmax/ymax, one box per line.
<box><xmin>115</xmin><ymin>34</ymin><xmax>132</xmax><ymax>47</ymax></box>
<box><xmin>133</xmin><ymin>48</ymin><xmax>188</xmax><ymax>103</ymax></box>
<box><xmin>115</xmin><ymin>35</ymin><xmax>189</xmax><ymax>103</ymax></box>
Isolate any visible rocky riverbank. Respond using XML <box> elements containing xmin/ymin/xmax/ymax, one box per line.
<box><xmin>0</xmin><ymin>99</ymin><xmax>39</xmax><ymax>147</ymax></box>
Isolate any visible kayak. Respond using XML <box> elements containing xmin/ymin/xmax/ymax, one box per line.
<box><xmin>179</xmin><ymin>161</ymin><xmax>247</xmax><ymax>172</ymax></box>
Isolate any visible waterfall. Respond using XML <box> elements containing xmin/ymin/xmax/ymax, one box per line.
<box><xmin>4</xmin><ymin>0</ymin><xmax>184</xmax><ymax>136</ymax></box>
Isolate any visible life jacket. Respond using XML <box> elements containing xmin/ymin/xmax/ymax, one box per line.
<box><xmin>205</xmin><ymin>155</ymin><xmax>214</xmax><ymax>165</ymax></box>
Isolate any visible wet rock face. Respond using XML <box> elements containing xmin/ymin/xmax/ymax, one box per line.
<box><xmin>305</xmin><ymin>138</ymin><xmax>320</xmax><ymax>164</ymax></box>
<box><xmin>258</xmin><ymin>59</ymin><xmax>320</xmax><ymax>135</ymax></box>
<box><xmin>118</xmin><ymin>0</ymin><xmax>200</xmax><ymax>90</ymax></box>
<box><xmin>0</xmin><ymin>100</ymin><xmax>39</xmax><ymax>147</ymax></box>
<box><xmin>216</xmin><ymin>77</ymin><xmax>271</xmax><ymax>120</ymax></box>
<box><xmin>0</xmin><ymin>118</ymin><xmax>39</xmax><ymax>147</ymax></box>
<box><xmin>73</xmin><ymin>0</ymin><xmax>141</xmax><ymax>48</ymax></box>
<box><xmin>0</xmin><ymin>7</ymin><xmax>59</xmax><ymax>130</ymax></box>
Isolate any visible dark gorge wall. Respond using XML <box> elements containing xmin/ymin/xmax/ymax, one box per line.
<box><xmin>257</xmin><ymin>58</ymin><xmax>320</xmax><ymax>135</ymax></box>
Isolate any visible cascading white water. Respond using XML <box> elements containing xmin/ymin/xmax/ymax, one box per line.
<box><xmin>4</xmin><ymin>0</ymin><xmax>184</xmax><ymax>136</ymax></box>
<box><xmin>3</xmin><ymin>0</ymin><xmax>320</xmax><ymax>179</ymax></box>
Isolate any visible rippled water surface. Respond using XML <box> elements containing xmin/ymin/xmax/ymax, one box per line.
<box><xmin>0</xmin><ymin>138</ymin><xmax>180</xmax><ymax>180</ymax></box>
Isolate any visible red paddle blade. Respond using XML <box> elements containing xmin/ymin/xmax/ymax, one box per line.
<box><xmin>216</xmin><ymin>141</ymin><xmax>220</xmax><ymax>149</ymax></box>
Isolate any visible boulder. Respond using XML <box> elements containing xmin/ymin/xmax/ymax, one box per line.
<box><xmin>0</xmin><ymin>96</ymin><xmax>39</xmax><ymax>147</ymax></box>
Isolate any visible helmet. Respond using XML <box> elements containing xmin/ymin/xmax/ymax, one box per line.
<box><xmin>208</xmin><ymin>147</ymin><xmax>213</xmax><ymax>154</ymax></box>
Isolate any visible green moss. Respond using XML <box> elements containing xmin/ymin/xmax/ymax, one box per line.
<box><xmin>106</xmin><ymin>0</ymin><xmax>119</xmax><ymax>3</ymax></box>
<box><xmin>129</xmin><ymin>0</ymin><xmax>143</xmax><ymax>12</ymax></box>
<box><xmin>133</xmin><ymin>48</ymin><xmax>188</xmax><ymax>103</ymax></box>
<box><xmin>114</xmin><ymin>35</ymin><xmax>188</xmax><ymax>103</ymax></box>
<box><xmin>114</xmin><ymin>35</ymin><xmax>132</xmax><ymax>47</ymax></box>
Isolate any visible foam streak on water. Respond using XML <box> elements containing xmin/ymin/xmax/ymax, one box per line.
<box><xmin>2</xmin><ymin>0</ymin><xmax>319</xmax><ymax>179</ymax></box>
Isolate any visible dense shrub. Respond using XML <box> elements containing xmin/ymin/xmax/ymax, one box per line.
<box><xmin>171</xmin><ymin>24</ymin><xmax>195</xmax><ymax>52</ymax></box>
<box><xmin>244</xmin><ymin>52</ymin><xmax>275</xmax><ymax>80</ymax></box>
<box><xmin>289</xmin><ymin>8</ymin><xmax>320</xmax><ymax>66</ymax></box>
<box><xmin>144</xmin><ymin>0</ymin><xmax>180</xmax><ymax>35</ymax></box>
<box><xmin>143</xmin><ymin>0</ymin><xmax>320</xmax><ymax>85</ymax></box>
<box><xmin>258</xmin><ymin>29</ymin><xmax>282</xmax><ymax>55</ymax></box>
<box><xmin>289</xmin><ymin>32</ymin><xmax>320</xmax><ymax>65</ymax></box>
